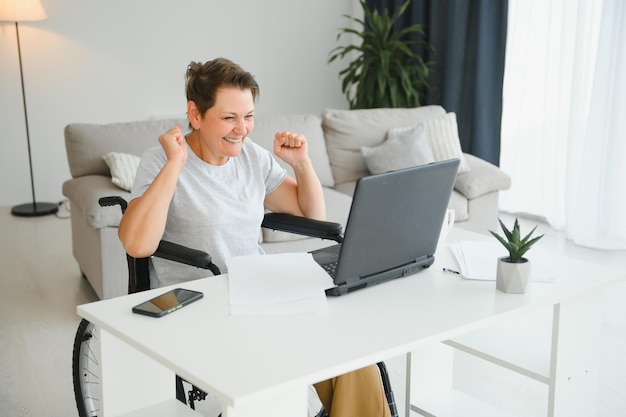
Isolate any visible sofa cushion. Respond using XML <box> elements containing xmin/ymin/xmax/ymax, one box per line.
<box><xmin>262</xmin><ymin>187</ymin><xmax>352</xmax><ymax>242</ymax></box>
<box><xmin>361</xmin><ymin>123</ymin><xmax>435</xmax><ymax>174</ymax></box>
<box><xmin>249</xmin><ymin>114</ymin><xmax>334</xmax><ymax>187</ymax></box>
<box><xmin>322</xmin><ymin>106</ymin><xmax>446</xmax><ymax>184</ymax></box>
<box><xmin>424</xmin><ymin>113</ymin><xmax>470</xmax><ymax>173</ymax></box>
<box><xmin>65</xmin><ymin>118</ymin><xmax>187</xmax><ymax>178</ymax></box>
<box><xmin>103</xmin><ymin>152</ymin><xmax>141</xmax><ymax>191</ymax></box>
<box><xmin>388</xmin><ymin>112</ymin><xmax>470</xmax><ymax>174</ymax></box>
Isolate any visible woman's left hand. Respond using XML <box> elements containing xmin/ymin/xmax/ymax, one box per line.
<box><xmin>273</xmin><ymin>131</ymin><xmax>310</xmax><ymax>168</ymax></box>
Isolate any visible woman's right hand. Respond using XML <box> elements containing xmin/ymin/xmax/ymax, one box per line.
<box><xmin>158</xmin><ymin>125</ymin><xmax>188</xmax><ymax>165</ymax></box>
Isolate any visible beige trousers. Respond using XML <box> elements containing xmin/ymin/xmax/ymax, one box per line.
<box><xmin>313</xmin><ymin>364</ymin><xmax>391</xmax><ymax>417</ymax></box>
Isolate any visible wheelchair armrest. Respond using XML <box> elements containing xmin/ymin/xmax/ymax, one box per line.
<box><xmin>262</xmin><ymin>213</ymin><xmax>343</xmax><ymax>243</ymax></box>
<box><xmin>155</xmin><ymin>241</ymin><xmax>215</xmax><ymax>270</ymax></box>
<box><xmin>98</xmin><ymin>195</ymin><xmax>222</xmax><ymax>280</ymax></box>
<box><xmin>98</xmin><ymin>196</ymin><xmax>128</xmax><ymax>213</ymax></box>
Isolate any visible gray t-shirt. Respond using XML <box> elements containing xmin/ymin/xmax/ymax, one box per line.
<box><xmin>130</xmin><ymin>138</ymin><xmax>287</xmax><ymax>288</ymax></box>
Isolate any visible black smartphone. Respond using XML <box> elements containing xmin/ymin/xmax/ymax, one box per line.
<box><xmin>132</xmin><ymin>288</ymin><xmax>203</xmax><ymax>318</ymax></box>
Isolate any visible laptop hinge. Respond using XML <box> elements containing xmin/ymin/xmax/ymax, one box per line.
<box><xmin>358</xmin><ymin>255</ymin><xmax>433</xmax><ymax>280</ymax></box>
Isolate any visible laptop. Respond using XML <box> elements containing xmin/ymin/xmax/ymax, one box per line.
<box><xmin>311</xmin><ymin>158</ymin><xmax>460</xmax><ymax>296</ymax></box>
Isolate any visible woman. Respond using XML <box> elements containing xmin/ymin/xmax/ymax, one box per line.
<box><xmin>119</xmin><ymin>57</ymin><xmax>390</xmax><ymax>417</ymax></box>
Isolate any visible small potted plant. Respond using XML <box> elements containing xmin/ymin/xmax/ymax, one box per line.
<box><xmin>489</xmin><ymin>218</ymin><xmax>544</xmax><ymax>294</ymax></box>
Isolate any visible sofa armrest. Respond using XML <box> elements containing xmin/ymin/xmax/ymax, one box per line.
<box><xmin>454</xmin><ymin>153</ymin><xmax>511</xmax><ymax>199</ymax></box>
<box><xmin>62</xmin><ymin>175</ymin><xmax>130</xmax><ymax>228</ymax></box>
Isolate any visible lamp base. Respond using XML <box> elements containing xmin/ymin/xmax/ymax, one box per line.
<box><xmin>11</xmin><ymin>202</ymin><xmax>59</xmax><ymax>217</ymax></box>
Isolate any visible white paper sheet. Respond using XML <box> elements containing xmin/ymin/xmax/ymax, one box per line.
<box><xmin>226</xmin><ymin>252</ymin><xmax>335</xmax><ymax>315</ymax></box>
<box><xmin>229</xmin><ymin>291</ymin><xmax>329</xmax><ymax>316</ymax></box>
<box><xmin>449</xmin><ymin>241</ymin><xmax>556</xmax><ymax>282</ymax></box>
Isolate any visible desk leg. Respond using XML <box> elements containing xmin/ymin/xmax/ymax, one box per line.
<box><xmin>406</xmin><ymin>344</ymin><xmax>454</xmax><ymax>417</ymax></box>
<box><xmin>405</xmin><ymin>352</ymin><xmax>412</xmax><ymax>417</ymax></box>
<box><xmin>99</xmin><ymin>327</ymin><xmax>174</xmax><ymax>416</ymax></box>
<box><xmin>222</xmin><ymin>384</ymin><xmax>308</xmax><ymax>417</ymax></box>
<box><xmin>549</xmin><ymin>292</ymin><xmax>602</xmax><ymax>417</ymax></box>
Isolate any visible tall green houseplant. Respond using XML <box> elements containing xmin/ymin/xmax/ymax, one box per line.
<box><xmin>328</xmin><ymin>0</ymin><xmax>434</xmax><ymax>109</ymax></box>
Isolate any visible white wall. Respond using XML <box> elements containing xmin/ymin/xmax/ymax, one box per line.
<box><xmin>0</xmin><ymin>0</ymin><xmax>357</xmax><ymax>206</ymax></box>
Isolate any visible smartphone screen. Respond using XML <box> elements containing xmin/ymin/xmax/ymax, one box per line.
<box><xmin>132</xmin><ymin>288</ymin><xmax>203</xmax><ymax>317</ymax></box>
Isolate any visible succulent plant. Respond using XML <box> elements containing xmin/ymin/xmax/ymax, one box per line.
<box><xmin>489</xmin><ymin>218</ymin><xmax>544</xmax><ymax>263</ymax></box>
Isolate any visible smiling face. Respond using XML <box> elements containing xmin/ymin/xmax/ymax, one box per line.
<box><xmin>187</xmin><ymin>86</ymin><xmax>255</xmax><ymax>165</ymax></box>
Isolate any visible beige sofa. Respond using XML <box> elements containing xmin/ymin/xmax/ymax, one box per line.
<box><xmin>62</xmin><ymin>105</ymin><xmax>510</xmax><ymax>299</ymax></box>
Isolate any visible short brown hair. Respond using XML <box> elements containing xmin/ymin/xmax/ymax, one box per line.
<box><xmin>185</xmin><ymin>58</ymin><xmax>260</xmax><ymax>117</ymax></box>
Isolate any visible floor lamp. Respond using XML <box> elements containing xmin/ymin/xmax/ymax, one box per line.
<box><xmin>1</xmin><ymin>0</ymin><xmax>58</xmax><ymax>216</ymax></box>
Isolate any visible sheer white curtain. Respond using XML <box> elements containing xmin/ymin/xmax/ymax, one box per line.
<box><xmin>500</xmin><ymin>0</ymin><xmax>626</xmax><ymax>249</ymax></box>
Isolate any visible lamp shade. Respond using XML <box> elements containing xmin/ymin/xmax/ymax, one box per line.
<box><xmin>0</xmin><ymin>0</ymin><xmax>47</xmax><ymax>22</ymax></box>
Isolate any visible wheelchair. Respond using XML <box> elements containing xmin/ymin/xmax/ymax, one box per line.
<box><xmin>72</xmin><ymin>196</ymin><xmax>397</xmax><ymax>417</ymax></box>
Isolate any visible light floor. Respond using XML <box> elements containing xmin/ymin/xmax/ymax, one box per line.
<box><xmin>0</xmin><ymin>206</ymin><xmax>624</xmax><ymax>417</ymax></box>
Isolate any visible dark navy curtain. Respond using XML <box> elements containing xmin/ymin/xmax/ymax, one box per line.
<box><xmin>366</xmin><ymin>0</ymin><xmax>508</xmax><ymax>165</ymax></box>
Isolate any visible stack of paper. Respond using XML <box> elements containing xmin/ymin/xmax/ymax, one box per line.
<box><xmin>226</xmin><ymin>253</ymin><xmax>335</xmax><ymax>315</ymax></box>
<box><xmin>449</xmin><ymin>241</ymin><xmax>556</xmax><ymax>282</ymax></box>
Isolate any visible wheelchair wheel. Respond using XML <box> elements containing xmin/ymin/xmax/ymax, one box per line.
<box><xmin>73</xmin><ymin>318</ymin><xmax>101</xmax><ymax>417</ymax></box>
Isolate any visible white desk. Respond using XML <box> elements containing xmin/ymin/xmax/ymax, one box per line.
<box><xmin>77</xmin><ymin>228</ymin><xmax>626</xmax><ymax>417</ymax></box>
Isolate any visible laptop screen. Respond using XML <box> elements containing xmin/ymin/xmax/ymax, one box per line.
<box><xmin>334</xmin><ymin>159</ymin><xmax>460</xmax><ymax>284</ymax></box>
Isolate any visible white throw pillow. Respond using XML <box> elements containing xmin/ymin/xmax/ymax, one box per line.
<box><xmin>361</xmin><ymin>123</ymin><xmax>435</xmax><ymax>174</ymax></box>
<box><xmin>102</xmin><ymin>152</ymin><xmax>140</xmax><ymax>191</ymax></box>
<box><xmin>388</xmin><ymin>112</ymin><xmax>470</xmax><ymax>174</ymax></box>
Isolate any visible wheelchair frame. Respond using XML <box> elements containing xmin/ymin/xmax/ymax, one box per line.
<box><xmin>72</xmin><ymin>196</ymin><xmax>397</xmax><ymax>417</ymax></box>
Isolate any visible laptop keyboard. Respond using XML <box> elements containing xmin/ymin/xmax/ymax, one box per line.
<box><xmin>321</xmin><ymin>262</ymin><xmax>338</xmax><ymax>278</ymax></box>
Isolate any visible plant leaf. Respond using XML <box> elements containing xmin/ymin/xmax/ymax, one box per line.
<box><xmin>498</xmin><ymin>218</ymin><xmax>513</xmax><ymax>241</ymax></box>
<box><xmin>328</xmin><ymin>0</ymin><xmax>433</xmax><ymax>109</ymax></box>
<box><xmin>492</xmin><ymin>218</ymin><xmax>544</xmax><ymax>262</ymax></box>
